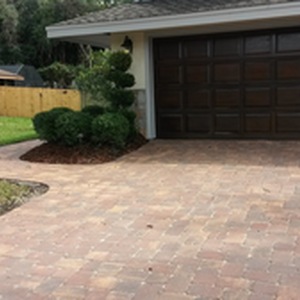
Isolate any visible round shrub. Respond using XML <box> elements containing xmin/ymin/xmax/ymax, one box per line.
<box><xmin>120</xmin><ymin>109</ymin><xmax>138</xmax><ymax>141</ymax></box>
<box><xmin>92</xmin><ymin>112</ymin><xmax>129</xmax><ymax>148</ymax></box>
<box><xmin>102</xmin><ymin>88</ymin><xmax>135</xmax><ymax>109</ymax></box>
<box><xmin>33</xmin><ymin>107</ymin><xmax>73</xmax><ymax>142</ymax></box>
<box><xmin>81</xmin><ymin>105</ymin><xmax>105</xmax><ymax>117</ymax></box>
<box><xmin>55</xmin><ymin>111</ymin><xmax>93</xmax><ymax>146</ymax></box>
<box><xmin>107</xmin><ymin>51</ymin><xmax>132</xmax><ymax>72</ymax></box>
<box><xmin>105</xmin><ymin>70</ymin><xmax>135</xmax><ymax>88</ymax></box>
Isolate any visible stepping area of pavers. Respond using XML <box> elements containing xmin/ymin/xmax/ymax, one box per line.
<box><xmin>0</xmin><ymin>139</ymin><xmax>299</xmax><ymax>299</ymax></box>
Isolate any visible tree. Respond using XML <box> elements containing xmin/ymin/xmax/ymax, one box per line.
<box><xmin>0</xmin><ymin>0</ymin><xmax>135</xmax><ymax>67</ymax></box>
<box><xmin>0</xmin><ymin>0</ymin><xmax>20</xmax><ymax>63</ymax></box>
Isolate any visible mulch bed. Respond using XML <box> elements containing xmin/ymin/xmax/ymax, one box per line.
<box><xmin>20</xmin><ymin>134</ymin><xmax>148</xmax><ymax>164</ymax></box>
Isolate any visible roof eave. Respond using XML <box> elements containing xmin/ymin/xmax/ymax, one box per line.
<box><xmin>46</xmin><ymin>2</ymin><xmax>300</xmax><ymax>40</ymax></box>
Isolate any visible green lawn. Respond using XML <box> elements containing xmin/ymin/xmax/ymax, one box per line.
<box><xmin>0</xmin><ymin>116</ymin><xmax>38</xmax><ymax>146</ymax></box>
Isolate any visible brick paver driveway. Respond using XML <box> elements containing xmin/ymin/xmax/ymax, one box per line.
<box><xmin>0</xmin><ymin>140</ymin><xmax>300</xmax><ymax>300</ymax></box>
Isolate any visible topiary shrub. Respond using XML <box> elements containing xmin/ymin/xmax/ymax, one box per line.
<box><xmin>92</xmin><ymin>112</ymin><xmax>129</xmax><ymax>148</ymax></box>
<box><xmin>81</xmin><ymin>105</ymin><xmax>105</xmax><ymax>117</ymax></box>
<box><xmin>33</xmin><ymin>107</ymin><xmax>73</xmax><ymax>143</ymax></box>
<box><xmin>55</xmin><ymin>111</ymin><xmax>93</xmax><ymax>146</ymax></box>
<box><xmin>102</xmin><ymin>88</ymin><xmax>135</xmax><ymax>109</ymax></box>
<box><xmin>119</xmin><ymin>109</ymin><xmax>138</xmax><ymax>141</ymax></box>
<box><xmin>105</xmin><ymin>70</ymin><xmax>135</xmax><ymax>88</ymax></box>
<box><xmin>107</xmin><ymin>51</ymin><xmax>132</xmax><ymax>72</ymax></box>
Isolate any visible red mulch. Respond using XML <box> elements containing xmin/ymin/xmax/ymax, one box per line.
<box><xmin>20</xmin><ymin>134</ymin><xmax>148</xmax><ymax>164</ymax></box>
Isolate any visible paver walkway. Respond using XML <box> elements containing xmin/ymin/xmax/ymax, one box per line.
<box><xmin>0</xmin><ymin>139</ymin><xmax>300</xmax><ymax>300</ymax></box>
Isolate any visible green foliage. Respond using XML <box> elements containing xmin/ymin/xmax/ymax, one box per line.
<box><xmin>33</xmin><ymin>107</ymin><xmax>73</xmax><ymax>142</ymax></box>
<box><xmin>39</xmin><ymin>62</ymin><xmax>75</xmax><ymax>88</ymax></box>
<box><xmin>0</xmin><ymin>0</ymin><xmax>132</xmax><ymax>68</ymax></box>
<box><xmin>92</xmin><ymin>112</ymin><xmax>129</xmax><ymax>148</ymax></box>
<box><xmin>119</xmin><ymin>109</ymin><xmax>138</xmax><ymax>141</ymax></box>
<box><xmin>0</xmin><ymin>179</ymin><xmax>31</xmax><ymax>215</ymax></box>
<box><xmin>76</xmin><ymin>50</ymin><xmax>136</xmax><ymax>110</ymax></box>
<box><xmin>77</xmin><ymin>50</ymin><xmax>138</xmax><ymax>144</ymax></box>
<box><xmin>102</xmin><ymin>88</ymin><xmax>135</xmax><ymax>109</ymax></box>
<box><xmin>106</xmin><ymin>70</ymin><xmax>135</xmax><ymax>88</ymax></box>
<box><xmin>55</xmin><ymin>111</ymin><xmax>92</xmax><ymax>146</ymax></box>
<box><xmin>81</xmin><ymin>105</ymin><xmax>105</xmax><ymax>117</ymax></box>
<box><xmin>107</xmin><ymin>51</ymin><xmax>132</xmax><ymax>72</ymax></box>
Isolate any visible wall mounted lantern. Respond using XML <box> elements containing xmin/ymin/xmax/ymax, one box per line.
<box><xmin>121</xmin><ymin>36</ymin><xmax>133</xmax><ymax>53</ymax></box>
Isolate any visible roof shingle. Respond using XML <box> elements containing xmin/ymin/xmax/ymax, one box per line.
<box><xmin>54</xmin><ymin>0</ymin><xmax>300</xmax><ymax>27</ymax></box>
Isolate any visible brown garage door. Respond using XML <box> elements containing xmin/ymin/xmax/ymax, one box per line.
<box><xmin>154</xmin><ymin>28</ymin><xmax>300</xmax><ymax>139</ymax></box>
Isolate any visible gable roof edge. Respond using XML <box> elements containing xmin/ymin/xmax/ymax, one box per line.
<box><xmin>47</xmin><ymin>2</ymin><xmax>300</xmax><ymax>39</ymax></box>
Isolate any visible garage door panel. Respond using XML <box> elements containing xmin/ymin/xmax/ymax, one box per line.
<box><xmin>183</xmin><ymin>40</ymin><xmax>208</xmax><ymax>59</ymax></box>
<box><xmin>187</xmin><ymin>114</ymin><xmax>211</xmax><ymax>133</ymax></box>
<box><xmin>214</xmin><ymin>37</ymin><xmax>241</xmax><ymax>57</ymax></box>
<box><xmin>157</xmin><ymin>65</ymin><xmax>182</xmax><ymax>84</ymax></box>
<box><xmin>157</xmin><ymin>90</ymin><xmax>182</xmax><ymax>109</ymax></box>
<box><xmin>214</xmin><ymin>63</ymin><xmax>240</xmax><ymax>82</ymax></box>
<box><xmin>154</xmin><ymin>28</ymin><xmax>300</xmax><ymax>139</ymax></box>
<box><xmin>245</xmin><ymin>35</ymin><xmax>272</xmax><ymax>55</ymax></box>
<box><xmin>245</xmin><ymin>88</ymin><xmax>271</xmax><ymax>107</ymax></box>
<box><xmin>245</xmin><ymin>114</ymin><xmax>271</xmax><ymax>133</ymax></box>
<box><xmin>159</xmin><ymin>115</ymin><xmax>183</xmax><ymax>134</ymax></box>
<box><xmin>215</xmin><ymin>114</ymin><xmax>240</xmax><ymax>134</ymax></box>
<box><xmin>276</xmin><ymin>113</ymin><xmax>300</xmax><ymax>132</ymax></box>
<box><xmin>277</xmin><ymin>60</ymin><xmax>300</xmax><ymax>80</ymax></box>
<box><xmin>186</xmin><ymin>90</ymin><xmax>210</xmax><ymax>109</ymax></box>
<box><xmin>277</xmin><ymin>32</ymin><xmax>300</xmax><ymax>53</ymax></box>
<box><xmin>157</xmin><ymin>40</ymin><xmax>181</xmax><ymax>60</ymax></box>
<box><xmin>245</xmin><ymin>61</ymin><xmax>272</xmax><ymax>81</ymax></box>
<box><xmin>277</xmin><ymin>87</ymin><xmax>300</xmax><ymax>106</ymax></box>
<box><xmin>215</xmin><ymin>89</ymin><xmax>240</xmax><ymax>108</ymax></box>
<box><xmin>185</xmin><ymin>64</ymin><xmax>209</xmax><ymax>84</ymax></box>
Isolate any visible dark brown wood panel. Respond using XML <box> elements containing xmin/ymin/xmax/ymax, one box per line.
<box><xmin>245</xmin><ymin>35</ymin><xmax>271</xmax><ymax>55</ymax></box>
<box><xmin>214</xmin><ymin>63</ymin><xmax>240</xmax><ymax>82</ymax></box>
<box><xmin>215</xmin><ymin>89</ymin><xmax>240</xmax><ymax>108</ymax></box>
<box><xmin>214</xmin><ymin>38</ymin><xmax>241</xmax><ymax>57</ymax></box>
<box><xmin>215</xmin><ymin>114</ymin><xmax>240</xmax><ymax>134</ymax></box>
<box><xmin>277</xmin><ymin>60</ymin><xmax>300</xmax><ymax>79</ymax></box>
<box><xmin>185</xmin><ymin>64</ymin><xmax>208</xmax><ymax>84</ymax></box>
<box><xmin>187</xmin><ymin>114</ymin><xmax>211</xmax><ymax>133</ymax></box>
<box><xmin>245</xmin><ymin>114</ymin><xmax>271</xmax><ymax>133</ymax></box>
<box><xmin>186</xmin><ymin>90</ymin><xmax>210</xmax><ymax>109</ymax></box>
<box><xmin>245</xmin><ymin>61</ymin><xmax>271</xmax><ymax>81</ymax></box>
<box><xmin>245</xmin><ymin>88</ymin><xmax>271</xmax><ymax>107</ymax></box>
<box><xmin>154</xmin><ymin>28</ymin><xmax>300</xmax><ymax>139</ymax></box>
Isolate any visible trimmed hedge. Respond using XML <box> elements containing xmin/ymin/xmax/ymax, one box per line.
<box><xmin>55</xmin><ymin>111</ymin><xmax>92</xmax><ymax>146</ymax></box>
<box><xmin>81</xmin><ymin>105</ymin><xmax>105</xmax><ymax>117</ymax></box>
<box><xmin>33</xmin><ymin>107</ymin><xmax>73</xmax><ymax>143</ymax></box>
<box><xmin>92</xmin><ymin>112</ymin><xmax>129</xmax><ymax>148</ymax></box>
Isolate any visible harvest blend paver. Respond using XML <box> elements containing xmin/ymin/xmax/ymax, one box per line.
<box><xmin>0</xmin><ymin>139</ymin><xmax>300</xmax><ymax>299</ymax></box>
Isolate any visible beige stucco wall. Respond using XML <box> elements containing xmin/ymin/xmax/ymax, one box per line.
<box><xmin>111</xmin><ymin>32</ymin><xmax>146</xmax><ymax>90</ymax></box>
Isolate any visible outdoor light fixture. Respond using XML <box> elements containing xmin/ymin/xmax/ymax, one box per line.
<box><xmin>121</xmin><ymin>36</ymin><xmax>133</xmax><ymax>53</ymax></box>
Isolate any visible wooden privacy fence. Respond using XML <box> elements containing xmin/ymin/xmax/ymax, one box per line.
<box><xmin>0</xmin><ymin>86</ymin><xmax>81</xmax><ymax>118</ymax></box>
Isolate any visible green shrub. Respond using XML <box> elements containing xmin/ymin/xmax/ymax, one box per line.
<box><xmin>33</xmin><ymin>107</ymin><xmax>73</xmax><ymax>142</ymax></box>
<box><xmin>81</xmin><ymin>105</ymin><xmax>105</xmax><ymax>117</ymax></box>
<box><xmin>107</xmin><ymin>51</ymin><xmax>132</xmax><ymax>72</ymax></box>
<box><xmin>105</xmin><ymin>70</ymin><xmax>135</xmax><ymax>88</ymax></box>
<box><xmin>102</xmin><ymin>88</ymin><xmax>135</xmax><ymax>109</ymax></box>
<box><xmin>92</xmin><ymin>112</ymin><xmax>129</xmax><ymax>148</ymax></box>
<box><xmin>55</xmin><ymin>111</ymin><xmax>92</xmax><ymax>146</ymax></box>
<box><xmin>120</xmin><ymin>109</ymin><xmax>138</xmax><ymax>141</ymax></box>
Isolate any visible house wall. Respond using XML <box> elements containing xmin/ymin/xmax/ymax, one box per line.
<box><xmin>111</xmin><ymin>32</ymin><xmax>148</xmax><ymax>137</ymax></box>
